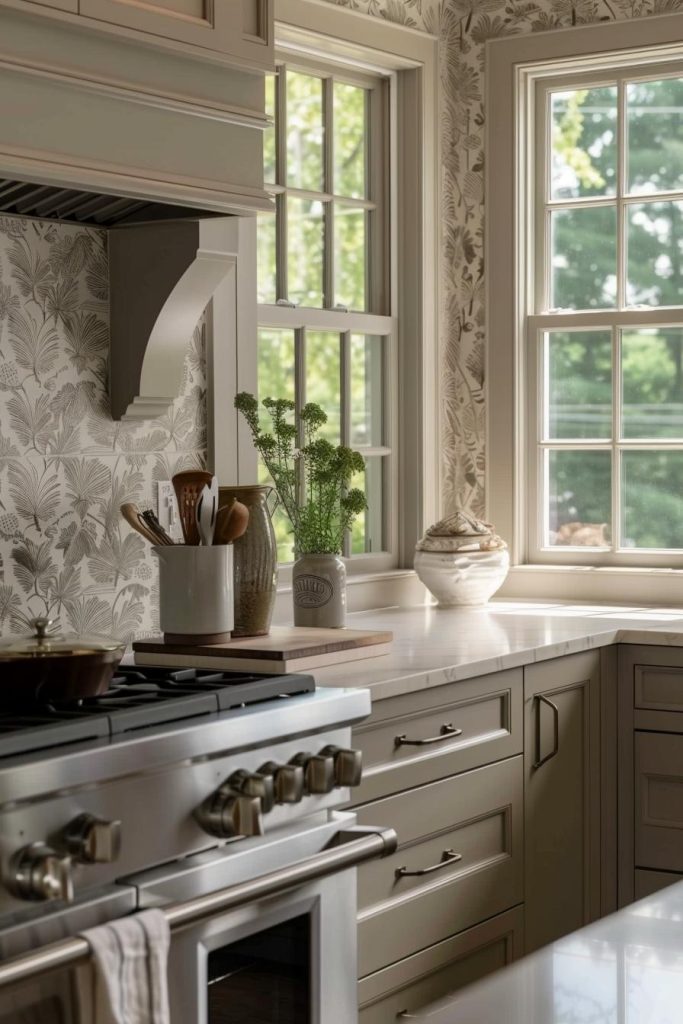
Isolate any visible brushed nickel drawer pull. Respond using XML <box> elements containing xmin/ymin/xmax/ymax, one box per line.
<box><xmin>396</xmin><ymin>1013</ymin><xmax>417</xmax><ymax>1019</ymax></box>
<box><xmin>394</xmin><ymin>723</ymin><xmax>462</xmax><ymax>747</ymax></box>
<box><xmin>395</xmin><ymin>848</ymin><xmax>463</xmax><ymax>879</ymax></box>
<box><xmin>533</xmin><ymin>693</ymin><xmax>560</xmax><ymax>769</ymax></box>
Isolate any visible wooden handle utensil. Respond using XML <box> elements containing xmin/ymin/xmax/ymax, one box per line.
<box><xmin>214</xmin><ymin>500</ymin><xmax>250</xmax><ymax>544</ymax></box>
<box><xmin>172</xmin><ymin>470</ymin><xmax>213</xmax><ymax>545</ymax></box>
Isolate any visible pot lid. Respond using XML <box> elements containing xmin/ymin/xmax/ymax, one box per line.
<box><xmin>0</xmin><ymin>618</ymin><xmax>124</xmax><ymax>660</ymax></box>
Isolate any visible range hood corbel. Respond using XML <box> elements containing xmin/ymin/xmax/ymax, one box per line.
<box><xmin>109</xmin><ymin>218</ymin><xmax>239</xmax><ymax>421</ymax></box>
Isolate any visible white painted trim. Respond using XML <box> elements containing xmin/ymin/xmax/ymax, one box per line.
<box><xmin>500</xmin><ymin>564</ymin><xmax>683</xmax><ymax>608</ymax></box>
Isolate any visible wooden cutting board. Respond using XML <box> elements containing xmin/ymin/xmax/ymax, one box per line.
<box><xmin>133</xmin><ymin>627</ymin><xmax>393</xmax><ymax>674</ymax></box>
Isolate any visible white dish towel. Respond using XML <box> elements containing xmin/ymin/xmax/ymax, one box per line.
<box><xmin>76</xmin><ymin>909</ymin><xmax>170</xmax><ymax>1024</ymax></box>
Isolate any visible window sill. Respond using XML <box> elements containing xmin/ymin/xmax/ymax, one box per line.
<box><xmin>271</xmin><ymin>568</ymin><xmax>427</xmax><ymax>622</ymax></box>
<box><xmin>500</xmin><ymin>563</ymin><xmax>683</xmax><ymax>606</ymax></box>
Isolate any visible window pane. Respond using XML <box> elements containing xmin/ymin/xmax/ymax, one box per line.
<box><xmin>547</xmin><ymin>450</ymin><xmax>611</xmax><ymax>547</ymax></box>
<box><xmin>550</xmin><ymin>206</ymin><xmax>617</xmax><ymax>310</ymax></box>
<box><xmin>622</xmin><ymin>329</ymin><xmax>683</xmax><ymax>439</ymax></box>
<box><xmin>306</xmin><ymin>331</ymin><xmax>340</xmax><ymax>443</ymax></box>
<box><xmin>551</xmin><ymin>87</ymin><xmax>617</xmax><ymax>200</ymax></box>
<box><xmin>546</xmin><ymin>331</ymin><xmax>612</xmax><ymax>440</ymax></box>
<box><xmin>263</xmin><ymin>73</ymin><xmax>277</xmax><ymax>185</ymax></box>
<box><xmin>257</xmin><ymin>211</ymin><xmax>276</xmax><ymax>305</ymax></box>
<box><xmin>257</xmin><ymin>328</ymin><xmax>296</xmax><ymax>564</ymax></box>
<box><xmin>627</xmin><ymin>77</ymin><xmax>683</xmax><ymax>195</ymax></box>
<box><xmin>622</xmin><ymin>451</ymin><xmax>683</xmax><ymax>549</ymax></box>
<box><xmin>335</xmin><ymin>204</ymin><xmax>366</xmax><ymax>310</ymax></box>
<box><xmin>350</xmin><ymin>456</ymin><xmax>384</xmax><ymax>554</ymax></box>
<box><xmin>351</xmin><ymin>334</ymin><xmax>383</xmax><ymax>448</ymax></box>
<box><xmin>627</xmin><ymin>201</ymin><xmax>683</xmax><ymax>307</ymax></box>
<box><xmin>334</xmin><ymin>82</ymin><xmax>366</xmax><ymax>199</ymax></box>
<box><xmin>287</xmin><ymin>197</ymin><xmax>324</xmax><ymax>307</ymax></box>
<box><xmin>286</xmin><ymin>70</ymin><xmax>324</xmax><ymax>192</ymax></box>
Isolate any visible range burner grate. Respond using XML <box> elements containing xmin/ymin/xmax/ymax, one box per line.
<box><xmin>0</xmin><ymin>666</ymin><xmax>315</xmax><ymax>758</ymax></box>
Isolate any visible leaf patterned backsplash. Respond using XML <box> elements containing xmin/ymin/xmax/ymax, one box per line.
<box><xmin>324</xmin><ymin>0</ymin><xmax>683</xmax><ymax>522</ymax></box>
<box><xmin>0</xmin><ymin>214</ymin><xmax>206</xmax><ymax>641</ymax></box>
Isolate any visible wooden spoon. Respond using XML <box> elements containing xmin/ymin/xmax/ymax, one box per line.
<box><xmin>214</xmin><ymin>500</ymin><xmax>250</xmax><ymax>544</ymax></box>
<box><xmin>120</xmin><ymin>502</ymin><xmax>160</xmax><ymax>546</ymax></box>
<box><xmin>172</xmin><ymin>470</ymin><xmax>213</xmax><ymax>545</ymax></box>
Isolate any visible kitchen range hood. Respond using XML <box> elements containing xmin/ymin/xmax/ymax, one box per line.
<box><xmin>0</xmin><ymin>4</ymin><xmax>272</xmax><ymax>419</ymax></box>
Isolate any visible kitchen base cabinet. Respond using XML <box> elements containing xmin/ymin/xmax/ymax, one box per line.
<box><xmin>524</xmin><ymin>651</ymin><xmax>602</xmax><ymax>953</ymax></box>
<box><xmin>634</xmin><ymin>868</ymin><xmax>683</xmax><ymax>900</ymax></box>
<box><xmin>358</xmin><ymin>906</ymin><xmax>524</xmax><ymax>1023</ymax></box>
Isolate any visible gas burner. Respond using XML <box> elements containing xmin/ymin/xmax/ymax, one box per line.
<box><xmin>0</xmin><ymin>667</ymin><xmax>315</xmax><ymax>758</ymax></box>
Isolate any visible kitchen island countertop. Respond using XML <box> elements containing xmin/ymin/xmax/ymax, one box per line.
<box><xmin>412</xmin><ymin>878</ymin><xmax>683</xmax><ymax>1022</ymax></box>
<box><xmin>312</xmin><ymin>600</ymin><xmax>683</xmax><ymax>699</ymax></box>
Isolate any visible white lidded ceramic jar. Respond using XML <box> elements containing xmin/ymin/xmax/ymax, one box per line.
<box><xmin>155</xmin><ymin>544</ymin><xmax>234</xmax><ymax>642</ymax></box>
<box><xmin>414</xmin><ymin>511</ymin><xmax>509</xmax><ymax>607</ymax></box>
<box><xmin>292</xmin><ymin>553</ymin><xmax>346</xmax><ymax>628</ymax></box>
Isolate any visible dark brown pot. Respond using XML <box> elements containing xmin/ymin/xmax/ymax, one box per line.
<box><xmin>218</xmin><ymin>485</ymin><xmax>278</xmax><ymax>637</ymax></box>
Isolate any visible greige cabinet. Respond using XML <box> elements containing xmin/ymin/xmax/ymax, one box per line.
<box><xmin>23</xmin><ymin>0</ymin><xmax>76</xmax><ymax>9</ymax></box>
<box><xmin>79</xmin><ymin>0</ymin><xmax>271</xmax><ymax>63</ymax></box>
<box><xmin>523</xmin><ymin>651</ymin><xmax>602</xmax><ymax>953</ymax></box>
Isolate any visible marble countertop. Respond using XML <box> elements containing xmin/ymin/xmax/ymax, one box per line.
<box><xmin>313</xmin><ymin>600</ymin><xmax>683</xmax><ymax>700</ymax></box>
<box><xmin>415</xmin><ymin>880</ymin><xmax>683</xmax><ymax>1023</ymax></box>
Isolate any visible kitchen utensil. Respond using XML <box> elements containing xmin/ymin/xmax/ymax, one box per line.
<box><xmin>0</xmin><ymin>618</ymin><xmax>125</xmax><ymax>706</ymax></box>
<box><xmin>154</xmin><ymin>545</ymin><xmax>234</xmax><ymax>643</ymax></box>
<box><xmin>195</xmin><ymin>478</ymin><xmax>218</xmax><ymax>546</ymax></box>
<box><xmin>120</xmin><ymin>502</ymin><xmax>160</xmax><ymax>546</ymax></box>
<box><xmin>214</xmin><ymin>500</ymin><xmax>250</xmax><ymax>545</ymax></box>
<box><xmin>172</xmin><ymin>470</ymin><xmax>213</xmax><ymax>545</ymax></box>
<box><xmin>140</xmin><ymin>509</ymin><xmax>175</xmax><ymax>546</ymax></box>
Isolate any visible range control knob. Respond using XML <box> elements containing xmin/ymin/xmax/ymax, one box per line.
<box><xmin>8</xmin><ymin>843</ymin><xmax>74</xmax><ymax>903</ymax></box>
<box><xmin>195</xmin><ymin>787</ymin><xmax>264</xmax><ymax>840</ymax></box>
<box><xmin>258</xmin><ymin>761</ymin><xmax>305</xmax><ymax>804</ymax></box>
<box><xmin>227</xmin><ymin>770</ymin><xmax>275</xmax><ymax>814</ymax></box>
<box><xmin>64</xmin><ymin>813</ymin><xmax>122</xmax><ymax>864</ymax></box>
<box><xmin>319</xmin><ymin>745</ymin><xmax>363</xmax><ymax>788</ymax></box>
<box><xmin>289</xmin><ymin>751</ymin><xmax>335</xmax><ymax>795</ymax></box>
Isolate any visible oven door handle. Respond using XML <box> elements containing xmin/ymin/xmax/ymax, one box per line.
<box><xmin>0</xmin><ymin>825</ymin><xmax>397</xmax><ymax>991</ymax></box>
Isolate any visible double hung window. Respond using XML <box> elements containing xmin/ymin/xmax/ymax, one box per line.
<box><xmin>256</xmin><ymin>56</ymin><xmax>395</xmax><ymax>566</ymax></box>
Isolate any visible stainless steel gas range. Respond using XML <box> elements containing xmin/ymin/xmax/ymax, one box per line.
<box><xmin>0</xmin><ymin>666</ymin><xmax>395</xmax><ymax>1022</ymax></box>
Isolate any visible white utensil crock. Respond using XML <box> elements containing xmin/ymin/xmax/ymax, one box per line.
<box><xmin>154</xmin><ymin>545</ymin><xmax>234</xmax><ymax>641</ymax></box>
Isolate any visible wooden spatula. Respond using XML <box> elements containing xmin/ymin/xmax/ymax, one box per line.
<box><xmin>214</xmin><ymin>500</ymin><xmax>250</xmax><ymax>544</ymax></box>
<box><xmin>172</xmin><ymin>470</ymin><xmax>213</xmax><ymax>545</ymax></box>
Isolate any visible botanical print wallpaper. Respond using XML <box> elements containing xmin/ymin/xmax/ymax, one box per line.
<box><xmin>0</xmin><ymin>215</ymin><xmax>206</xmax><ymax>640</ymax></box>
<box><xmin>327</xmin><ymin>0</ymin><xmax>683</xmax><ymax>519</ymax></box>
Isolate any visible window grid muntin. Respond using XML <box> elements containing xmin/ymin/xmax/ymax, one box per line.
<box><xmin>533</xmin><ymin>66</ymin><xmax>683</xmax><ymax>562</ymax></box>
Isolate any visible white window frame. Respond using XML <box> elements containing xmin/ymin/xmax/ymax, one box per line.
<box><xmin>488</xmin><ymin>12</ymin><xmax>683</xmax><ymax>604</ymax></box>
<box><xmin>207</xmin><ymin>0</ymin><xmax>440</xmax><ymax>596</ymax></box>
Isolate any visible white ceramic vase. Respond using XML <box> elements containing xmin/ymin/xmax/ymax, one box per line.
<box><xmin>155</xmin><ymin>544</ymin><xmax>234</xmax><ymax>641</ymax></box>
<box><xmin>292</xmin><ymin>554</ymin><xmax>346</xmax><ymax>628</ymax></box>
<box><xmin>414</xmin><ymin>547</ymin><xmax>510</xmax><ymax>607</ymax></box>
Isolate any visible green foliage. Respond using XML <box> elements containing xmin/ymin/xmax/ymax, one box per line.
<box><xmin>235</xmin><ymin>392</ymin><xmax>367</xmax><ymax>555</ymax></box>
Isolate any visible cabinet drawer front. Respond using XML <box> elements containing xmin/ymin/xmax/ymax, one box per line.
<box><xmin>352</xmin><ymin>669</ymin><xmax>522</xmax><ymax>803</ymax></box>
<box><xmin>358</xmin><ymin>906</ymin><xmax>524</xmax><ymax>1023</ymax></box>
<box><xmin>635</xmin><ymin>731</ymin><xmax>683</xmax><ymax>871</ymax></box>
<box><xmin>635</xmin><ymin>665</ymin><xmax>683</xmax><ymax>712</ymax></box>
<box><xmin>356</xmin><ymin>757</ymin><xmax>523</xmax><ymax>975</ymax></box>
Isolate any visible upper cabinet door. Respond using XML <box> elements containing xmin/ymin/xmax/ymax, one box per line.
<box><xmin>78</xmin><ymin>0</ymin><xmax>272</xmax><ymax>64</ymax></box>
<box><xmin>23</xmin><ymin>0</ymin><xmax>78</xmax><ymax>10</ymax></box>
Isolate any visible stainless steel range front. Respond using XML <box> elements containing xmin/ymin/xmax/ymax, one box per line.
<box><xmin>0</xmin><ymin>666</ymin><xmax>395</xmax><ymax>1022</ymax></box>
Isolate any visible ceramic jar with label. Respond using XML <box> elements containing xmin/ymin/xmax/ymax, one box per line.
<box><xmin>292</xmin><ymin>554</ymin><xmax>346</xmax><ymax>628</ymax></box>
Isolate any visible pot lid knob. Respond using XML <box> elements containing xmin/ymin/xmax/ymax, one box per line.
<box><xmin>30</xmin><ymin>617</ymin><xmax>55</xmax><ymax>641</ymax></box>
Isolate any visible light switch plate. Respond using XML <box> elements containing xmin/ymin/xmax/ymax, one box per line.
<box><xmin>157</xmin><ymin>481</ymin><xmax>183</xmax><ymax>542</ymax></box>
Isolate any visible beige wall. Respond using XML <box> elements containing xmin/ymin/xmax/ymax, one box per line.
<box><xmin>324</xmin><ymin>0</ymin><xmax>683</xmax><ymax>520</ymax></box>
<box><xmin>0</xmin><ymin>215</ymin><xmax>206</xmax><ymax>639</ymax></box>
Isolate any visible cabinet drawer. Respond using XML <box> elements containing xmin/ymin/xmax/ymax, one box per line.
<box><xmin>635</xmin><ymin>664</ymin><xmax>683</xmax><ymax>712</ymax></box>
<box><xmin>356</xmin><ymin>756</ymin><xmax>523</xmax><ymax>976</ymax></box>
<box><xmin>352</xmin><ymin>669</ymin><xmax>522</xmax><ymax>804</ymax></box>
<box><xmin>635</xmin><ymin>731</ymin><xmax>683</xmax><ymax>871</ymax></box>
<box><xmin>634</xmin><ymin>868</ymin><xmax>682</xmax><ymax>900</ymax></box>
<box><xmin>358</xmin><ymin>906</ymin><xmax>524</xmax><ymax>1023</ymax></box>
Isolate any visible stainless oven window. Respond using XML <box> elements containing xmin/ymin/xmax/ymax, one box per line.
<box><xmin>207</xmin><ymin>914</ymin><xmax>310</xmax><ymax>1023</ymax></box>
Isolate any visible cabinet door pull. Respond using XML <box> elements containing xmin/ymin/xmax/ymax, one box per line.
<box><xmin>533</xmin><ymin>693</ymin><xmax>560</xmax><ymax>769</ymax></box>
<box><xmin>395</xmin><ymin>848</ymin><xmax>463</xmax><ymax>879</ymax></box>
<box><xmin>396</xmin><ymin>1013</ymin><xmax>417</xmax><ymax>1020</ymax></box>
<box><xmin>394</xmin><ymin>723</ymin><xmax>462</xmax><ymax>747</ymax></box>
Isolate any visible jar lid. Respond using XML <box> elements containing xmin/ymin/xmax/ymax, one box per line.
<box><xmin>0</xmin><ymin>618</ymin><xmax>124</xmax><ymax>660</ymax></box>
<box><xmin>416</xmin><ymin>511</ymin><xmax>506</xmax><ymax>553</ymax></box>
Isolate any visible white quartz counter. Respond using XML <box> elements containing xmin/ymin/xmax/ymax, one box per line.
<box><xmin>415</xmin><ymin>879</ymin><xmax>683</xmax><ymax>1023</ymax></box>
<box><xmin>313</xmin><ymin>600</ymin><xmax>683</xmax><ymax>700</ymax></box>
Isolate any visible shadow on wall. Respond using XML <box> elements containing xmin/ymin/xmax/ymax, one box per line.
<box><xmin>0</xmin><ymin>214</ymin><xmax>207</xmax><ymax>641</ymax></box>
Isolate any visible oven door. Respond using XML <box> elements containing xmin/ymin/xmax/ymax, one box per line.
<box><xmin>129</xmin><ymin>812</ymin><xmax>392</xmax><ymax>1024</ymax></box>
